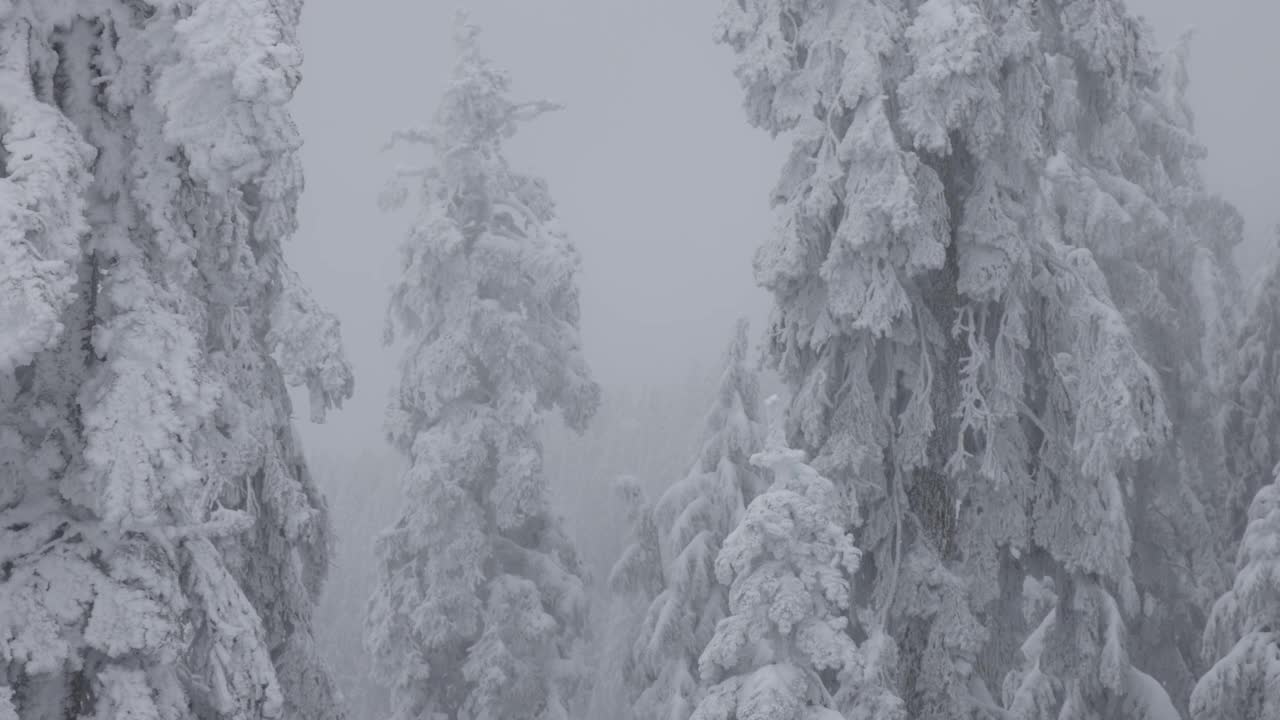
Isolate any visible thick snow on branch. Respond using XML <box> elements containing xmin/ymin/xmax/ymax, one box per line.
<box><xmin>271</xmin><ymin>266</ymin><xmax>354</xmax><ymax>423</ymax></box>
<box><xmin>0</xmin><ymin>20</ymin><xmax>94</xmax><ymax>374</ymax></box>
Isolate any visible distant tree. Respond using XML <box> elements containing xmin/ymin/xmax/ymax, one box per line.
<box><xmin>1114</xmin><ymin>33</ymin><xmax>1244</xmax><ymax>706</ymax></box>
<box><xmin>0</xmin><ymin>2</ymin><xmax>351</xmax><ymax>718</ymax></box>
<box><xmin>601</xmin><ymin>475</ymin><xmax>666</xmax><ymax>720</ymax></box>
<box><xmin>612</xmin><ymin>319</ymin><xmax>769</xmax><ymax>720</ymax></box>
<box><xmin>544</xmin><ymin>364</ymin><xmax>720</xmax><ymax>588</ymax></box>
<box><xmin>1187</xmin><ymin>228</ymin><xmax>1280</xmax><ymax>720</ymax></box>
<box><xmin>692</xmin><ymin>397</ymin><xmax>904</xmax><ymax>720</ymax></box>
<box><xmin>545</xmin><ymin>366</ymin><xmax>724</xmax><ymax>720</ymax></box>
<box><xmin>1189</xmin><ymin>469</ymin><xmax>1280</xmax><ymax>720</ymax></box>
<box><xmin>365</xmin><ymin>15</ymin><xmax>600</xmax><ymax>720</ymax></box>
<box><xmin>717</xmin><ymin>0</ymin><xmax>1237</xmax><ymax>716</ymax></box>
<box><xmin>1223</xmin><ymin>229</ymin><xmax>1280</xmax><ymax>537</ymax></box>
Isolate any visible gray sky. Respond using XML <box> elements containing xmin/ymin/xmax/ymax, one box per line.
<box><xmin>289</xmin><ymin>0</ymin><xmax>1280</xmax><ymax>453</ymax></box>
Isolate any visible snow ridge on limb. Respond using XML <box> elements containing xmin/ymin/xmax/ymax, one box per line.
<box><xmin>365</xmin><ymin>14</ymin><xmax>600</xmax><ymax>720</ymax></box>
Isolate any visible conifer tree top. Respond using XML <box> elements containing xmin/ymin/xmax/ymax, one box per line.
<box><xmin>367</xmin><ymin>15</ymin><xmax>597</xmax><ymax>720</ymax></box>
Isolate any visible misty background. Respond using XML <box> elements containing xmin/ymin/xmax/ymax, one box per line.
<box><xmin>284</xmin><ymin>1</ymin><xmax>1280</xmax><ymax>715</ymax></box>
<box><xmin>289</xmin><ymin>0</ymin><xmax>1280</xmax><ymax>455</ymax></box>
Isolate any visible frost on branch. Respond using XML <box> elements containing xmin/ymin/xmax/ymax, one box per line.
<box><xmin>149</xmin><ymin>0</ymin><xmax>303</xmax><ymax>189</ymax></box>
<box><xmin>77</xmin><ymin>254</ymin><xmax>220</xmax><ymax>528</ymax></box>
<box><xmin>0</xmin><ymin>20</ymin><xmax>94</xmax><ymax>375</ymax></box>
<box><xmin>0</xmin><ymin>507</ymin><xmax>195</xmax><ymax>718</ymax></box>
<box><xmin>183</xmin><ymin>537</ymin><xmax>285</xmax><ymax>719</ymax></box>
<box><xmin>271</xmin><ymin>265</ymin><xmax>355</xmax><ymax>423</ymax></box>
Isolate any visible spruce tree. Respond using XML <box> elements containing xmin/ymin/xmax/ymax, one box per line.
<box><xmin>1188</xmin><ymin>229</ymin><xmax>1280</xmax><ymax>719</ymax></box>
<box><xmin>0</xmin><ymin>2</ymin><xmax>352</xmax><ymax>718</ymax></box>
<box><xmin>692</xmin><ymin>397</ymin><xmax>903</xmax><ymax>720</ymax></box>
<box><xmin>1222</xmin><ymin>229</ymin><xmax>1280</xmax><ymax>538</ymax></box>
<box><xmin>364</xmin><ymin>15</ymin><xmax>601</xmax><ymax>720</ymax></box>
<box><xmin>1109</xmin><ymin>34</ymin><xmax>1243</xmax><ymax>707</ymax></box>
<box><xmin>613</xmin><ymin>319</ymin><xmax>769</xmax><ymax>720</ymax></box>
<box><xmin>716</xmin><ymin>0</ymin><xmax>1237</xmax><ymax>716</ymax></box>
<box><xmin>604</xmin><ymin>475</ymin><xmax>666</xmax><ymax>720</ymax></box>
<box><xmin>1189</xmin><ymin>470</ymin><xmax>1280</xmax><ymax>720</ymax></box>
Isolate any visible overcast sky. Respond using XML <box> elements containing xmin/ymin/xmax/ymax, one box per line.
<box><xmin>288</xmin><ymin>1</ymin><xmax>1280</xmax><ymax>454</ymax></box>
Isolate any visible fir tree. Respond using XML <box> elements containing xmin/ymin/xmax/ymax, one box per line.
<box><xmin>603</xmin><ymin>475</ymin><xmax>666</xmax><ymax>720</ymax></box>
<box><xmin>1109</xmin><ymin>33</ymin><xmax>1243</xmax><ymax>706</ymax></box>
<box><xmin>1187</xmin><ymin>228</ymin><xmax>1280</xmax><ymax>719</ymax></box>
<box><xmin>1222</xmin><ymin>228</ymin><xmax>1280</xmax><ymax>539</ymax></box>
<box><xmin>691</xmin><ymin>396</ymin><xmax>903</xmax><ymax>720</ymax></box>
<box><xmin>716</xmin><ymin>0</ymin><xmax>1236</xmax><ymax>716</ymax></box>
<box><xmin>364</xmin><ymin>15</ymin><xmax>601</xmax><ymax>720</ymax></box>
<box><xmin>614</xmin><ymin>319</ymin><xmax>769</xmax><ymax>720</ymax></box>
<box><xmin>1189</xmin><ymin>469</ymin><xmax>1280</xmax><ymax>720</ymax></box>
<box><xmin>0</xmin><ymin>2</ymin><xmax>351</xmax><ymax>718</ymax></box>
<box><xmin>543</xmin><ymin>358</ymin><xmax>720</xmax><ymax>587</ymax></box>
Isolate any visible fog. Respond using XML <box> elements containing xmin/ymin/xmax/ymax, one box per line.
<box><xmin>289</xmin><ymin>0</ymin><xmax>1280</xmax><ymax>456</ymax></box>
<box><xmin>5</xmin><ymin>2</ymin><xmax>1277</xmax><ymax>718</ymax></box>
<box><xmin>285</xmin><ymin>2</ymin><xmax>1280</xmax><ymax>717</ymax></box>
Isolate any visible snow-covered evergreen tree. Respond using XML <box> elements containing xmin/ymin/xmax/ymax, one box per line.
<box><xmin>545</xmin><ymin>359</ymin><xmax>722</xmax><ymax>588</ymax></box>
<box><xmin>219</xmin><ymin>260</ymin><xmax>353</xmax><ymax>720</ymax></box>
<box><xmin>364</xmin><ymin>15</ymin><xmax>601</xmax><ymax>720</ymax></box>
<box><xmin>717</xmin><ymin>0</ymin><xmax>1237</xmax><ymax>716</ymax></box>
<box><xmin>691</xmin><ymin>396</ymin><xmax>903</xmax><ymax>720</ymax></box>
<box><xmin>613</xmin><ymin>319</ymin><xmax>769</xmax><ymax>720</ymax></box>
<box><xmin>1223</xmin><ymin>229</ymin><xmax>1280</xmax><ymax>538</ymax></box>
<box><xmin>1113</xmin><ymin>34</ymin><xmax>1243</xmax><ymax>707</ymax></box>
<box><xmin>1189</xmin><ymin>469</ymin><xmax>1280</xmax><ymax>720</ymax></box>
<box><xmin>1188</xmin><ymin>228</ymin><xmax>1280</xmax><ymax>720</ymax></box>
<box><xmin>602</xmin><ymin>475</ymin><xmax>666</xmax><ymax>720</ymax></box>
<box><xmin>0</xmin><ymin>2</ymin><xmax>352</xmax><ymax>718</ymax></box>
